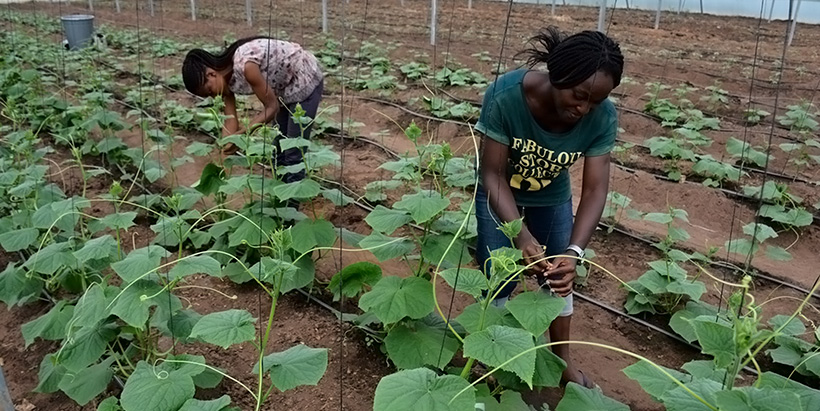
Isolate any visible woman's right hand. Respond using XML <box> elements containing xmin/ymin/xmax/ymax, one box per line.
<box><xmin>514</xmin><ymin>230</ymin><xmax>551</xmax><ymax>276</ymax></box>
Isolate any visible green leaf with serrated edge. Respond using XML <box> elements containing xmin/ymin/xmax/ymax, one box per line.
<box><xmin>185</xmin><ymin>141</ymin><xmax>214</xmax><ymax>157</ymax></box>
<box><xmin>58</xmin><ymin>357</ymin><xmax>115</xmax><ymax>406</ymax></box>
<box><xmin>439</xmin><ymin>268</ymin><xmax>487</xmax><ymax>298</ymax></box>
<box><xmin>89</xmin><ymin>212</ymin><xmax>137</xmax><ymax>233</ymax></box>
<box><xmin>111</xmin><ymin>246</ymin><xmax>169</xmax><ymax>283</ymax></box>
<box><xmin>455</xmin><ymin>303</ymin><xmax>505</xmax><ymax>334</ymax></box>
<box><xmin>0</xmin><ymin>227</ymin><xmax>38</xmax><ymax>252</ymax></box>
<box><xmin>74</xmin><ymin>235</ymin><xmax>118</xmax><ymax>264</ymax></box>
<box><xmin>253</xmin><ymin>344</ymin><xmax>328</xmax><ymax>392</ymax></box>
<box><xmin>758</xmin><ymin>371</ymin><xmax>820</xmax><ymax>411</ymax></box>
<box><xmin>373</xmin><ymin>368</ymin><xmax>475</xmax><ymax>411</ymax></box>
<box><xmin>636</xmin><ymin>270</ymin><xmax>671</xmax><ymax>294</ymax></box>
<box><xmin>506</xmin><ymin>291</ymin><xmax>566</xmax><ymax>337</ymax></box>
<box><xmin>156</xmin><ymin>354</ymin><xmax>208</xmax><ymax>377</ymax></box>
<box><xmin>121</xmin><ymin>361</ymin><xmax>195</xmax><ymax>411</ymax></box>
<box><xmin>691</xmin><ymin>318</ymin><xmax>736</xmax><ymax>368</ymax></box>
<box><xmin>273</xmin><ymin>178</ymin><xmax>321</xmax><ymax>201</ymax></box>
<box><xmin>385</xmin><ymin>316</ymin><xmax>458</xmax><ymax>370</ymax></box>
<box><xmin>463</xmin><ymin>325</ymin><xmax>536</xmax><ymax>385</ymax></box>
<box><xmin>647</xmin><ymin>260</ymin><xmax>687</xmax><ymax>280</ymax></box>
<box><xmin>178</xmin><ymin>395</ymin><xmax>231</xmax><ymax>411</ymax></box>
<box><xmin>24</xmin><ymin>241</ymin><xmax>76</xmax><ymax>275</ymax></box>
<box><xmin>161</xmin><ymin>309</ymin><xmax>202</xmax><ymax>343</ymax></box>
<box><xmin>365</xmin><ymin>205</ymin><xmax>412</xmax><ymax>235</ymax></box>
<box><xmin>34</xmin><ymin>354</ymin><xmax>66</xmax><ymax>393</ymax></box>
<box><xmin>623</xmin><ymin>360</ymin><xmax>691</xmax><ymax>401</ymax></box>
<box><xmin>193</xmin><ymin>163</ymin><xmax>225</xmax><ymax>196</ymax></box>
<box><xmin>22</xmin><ymin>301</ymin><xmax>74</xmax><ymax>347</ymax></box>
<box><xmin>393</xmin><ymin>190</ymin><xmax>450</xmax><ymax>224</ymax></box>
<box><xmin>71</xmin><ymin>283</ymin><xmax>109</xmax><ymax>329</ymax></box>
<box><xmin>643</xmin><ymin>212</ymin><xmax>674</xmax><ymax>224</ymax></box>
<box><xmin>531</xmin><ymin>339</ymin><xmax>566</xmax><ymax>388</ymax></box>
<box><xmin>110</xmin><ymin>280</ymin><xmax>165</xmax><ymax>329</ymax></box>
<box><xmin>189</xmin><ymin>309</ymin><xmax>256</xmax><ymax>349</ymax></box>
<box><xmin>670</xmin><ymin>301</ymin><xmax>720</xmax><ymax>343</ymax></box>
<box><xmin>765</xmin><ymin>245</ymin><xmax>793</xmax><ymax>261</ymax></box>
<box><xmin>228</xmin><ymin>215</ymin><xmax>277</xmax><ymax>247</ymax></box>
<box><xmin>60</xmin><ymin>324</ymin><xmax>117</xmax><ymax>371</ymax></box>
<box><xmin>97</xmin><ymin>396</ymin><xmax>121</xmax><ymax>411</ymax></box>
<box><xmin>661</xmin><ymin>378</ymin><xmax>721</xmax><ymax>411</ymax></box>
<box><xmin>724</xmin><ymin>238</ymin><xmax>758</xmax><ymax>257</ymax></box>
<box><xmin>555</xmin><ymin>382</ymin><xmax>630</xmax><ymax>411</ymax></box>
<box><xmin>359</xmin><ymin>276</ymin><xmax>435</xmax><ymax>324</ymax></box>
<box><xmin>328</xmin><ymin>261</ymin><xmax>382</xmax><ymax>301</ymax></box>
<box><xmin>742</xmin><ymin>222</ymin><xmax>778</xmax><ymax>243</ymax></box>
<box><xmin>0</xmin><ymin>263</ymin><xmax>43</xmax><ymax>307</ymax></box>
<box><xmin>680</xmin><ymin>360</ymin><xmax>726</xmax><ymax>383</ymax></box>
<box><xmin>359</xmin><ymin>232</ymin><xmax>415</xmax><ymax>261</ymax></box>
<box><xmin>477</xmin><ymin>389</ymin><xmax>531</xmax><ymax>411</ymax></box>
<box><xmin>290</xmin><ymin>218</ymin><xmax>337</xmax><ymax>254</ymax></box>
<box><xmin>769</xmin><ymin>315</ymin><xmax>805</xmax><ymax>336</ymax></box>
<box><xmin>715</xmin><ymin>386</ymin><xmax>801</xmax><ymax>411</ymax></box>
<box><xmin>420</xmin><ymin>233</ymin><xmax>470</xmax><ymax>266</ymax></box>
<box><xmin>767</xmin><ymin>344</ymin><xmax>803</xmax><ymax>367</ymax></box>
<box><xmin>192</xmin><ymin>365</ymin><xmax>224</xmax><ymax>389</ymax></box>
<box><xmin>168</xmin><ymin>255</ymin><xmax>222</xmax><ymax>280</ymax></box>
<box><xmin>666</xmin><ymin>280</ymin><xmax>706</xmax><ymax>300</ymax></box>
<box><xmin>320</xmin><ymin>188</ymin><xmax>353</xmax><ymax>206</ymax></box>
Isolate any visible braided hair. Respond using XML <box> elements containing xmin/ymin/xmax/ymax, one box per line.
<box><xmin>181</xmin><ymin>35</ymin><xmax>270</xmax><ymax>95</ymax></box>
<box><xmin>518</xmin><ymin>26</ymin><xmax>623</xmax><ymax>90</ymax></box>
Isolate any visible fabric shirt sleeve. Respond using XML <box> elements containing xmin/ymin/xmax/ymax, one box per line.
<box><xmin>474</xmin><ymin>84</ymin><xmax>510</xmax><ymax>146</ymax></box>
<box><xmin>584</xmin><ymin>106</ymin><xmax>618</xmax><ymax>157</ymax></box>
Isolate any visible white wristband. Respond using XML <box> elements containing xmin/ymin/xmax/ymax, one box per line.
<box><xmin>566</xmin><ymin>244</ymin><xmax>585</xmax><ymax>259</ymax></box>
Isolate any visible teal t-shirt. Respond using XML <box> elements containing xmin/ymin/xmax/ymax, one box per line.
<box><xmin>475</xmin><ymin>68</ymin><xmax>618</xmax><ymax>207</ymax></box>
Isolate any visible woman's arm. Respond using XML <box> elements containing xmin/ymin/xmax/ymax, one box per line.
<box><xmin>223</xmin><ymin>61</ymin><xmax>280</xmax><ymax>137</ymax></box>
<box><xmin>546</xmin><ymin>153</ymin><xmax>611</xmax><ymax>296</ymax></box>
<box><xmin>481</xmin><ymin>138</ymin><xmax>551</xmax><ymax>273</ymax></box>
<box><xmin>222</xmin><ymin>92</ymin><xmax>240</xmax><ymax>136</ymax></box>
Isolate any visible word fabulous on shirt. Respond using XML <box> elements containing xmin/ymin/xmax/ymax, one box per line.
<box><xmin>509</xmin><ymin>137</ymin><xmax>583</xmax><ymax>191</ymax></box>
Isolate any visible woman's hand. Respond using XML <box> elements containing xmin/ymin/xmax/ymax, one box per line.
<box><xmin>514</xmin><ymin>231</ymin><xmax>550</xmax><ymax>276</ymax></box>
<box><xmin>544</xmin><ymin>256</ymin><xmax>578</xmax><ymax>297</ymax></box>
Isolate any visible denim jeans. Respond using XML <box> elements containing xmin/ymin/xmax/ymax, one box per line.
<box><xmin>274</xmin><ymin>80</ymin><xmax>324</xmax><ymax>184</ymax></box>
<box><xmin>474</xmin><ymin>185</ymin><xmax>574</xmax><ymax>316</ymax></box>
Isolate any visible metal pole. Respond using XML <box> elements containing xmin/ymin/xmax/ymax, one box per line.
<box><xmin>597</xmin><ymin>0</ymin><xmax>606</xmax><ymax>32</ymax></box>
<box><xmin>149</xmin><ymin>0</ymin><xmax>155</xmax><ymax>16</ymax></box>
<box><xmin>677</xmin><ymin>0</ymin><xmax>682</xmax><ymax>14</ymax></box>
<box><xmin>699</xmin><ymin>0</ymin><xmax>703</xmax><ymax>13</ymax></box>
<box><xmin>654</xmin><ymin>0</ymin><xmax>662</xmax><ymax>29</ymax></box>
<box><xmin>190</xmin><ymin>0</ymin><xmax>196</xmax><ymax>20</ymax></box>
<box><xmin>468</xmin><ymin>0</ymin><xmax>472</xmax><ymax>9</ymax></box>
<box><xmin>768</xmin><ymin>0</ymin><xmax>776</xmax><ymax>22</ymax></box>
<box><xmin>625</xmin><ymin>0</ymin><xmax>630</xmax><ymax>9</ymax></box>
<box><xmin>245</xmin><ymin>0</ymin><xmax>252</xmax><ymax>25</ymax></box>
<box><xmin>88</xmin><ymin>0</ymin><xmax>93</xmax><ymax>11</ymax></box>
<box><xmin>552</xmin><ymin>0</ymin><xmax>556</xmax><ymax>16</ymax></box>
<box><xmin>115</xmin><ymin>0</ymin><xmax>121</xmax><ymax>13</ymax></box>
<box><xmin>430</xmin><ymin>0</ymin><xmax>437</xmax><ymax>46</ymax></box>
<box><xmin>322</xmin><ymin>0</ymin><xmax>328</xmax><ymax>32</ymax></box>
<box><xmin>788</xmin><ymin>0</ymin><xmax>802</xmax><ymax>47</ymax></box>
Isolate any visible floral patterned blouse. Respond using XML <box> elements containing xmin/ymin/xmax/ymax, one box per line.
<box><xmin>229</xmin><ymin>38</ymin><xmax>323</xmax><ymax>104</ymax></box>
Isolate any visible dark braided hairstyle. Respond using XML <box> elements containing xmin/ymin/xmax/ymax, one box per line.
<box><xmin>182</xmin><ymin>35</ymin><xmax>271</xmax><ymax>95</ymax></box>
<box><xmin>518</xmin><ymin>26</ymin><xmax>624</xmax><ymax>90</ymax></box>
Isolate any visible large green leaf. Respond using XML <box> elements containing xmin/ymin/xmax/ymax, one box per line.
<box><xmin>359</xmin><ymin>232</ymin><xmax>415</xmax><ymax>261</ymax></box>
<box><xmin>71</xmin><ymin>283</ymin><xmax>110</xmax><ymax>329</ymax></box>
<box><xmin>0</xmin><ymin>263</ymin><xmax>42</xmax><ymax>307</ymax></box>
<box><xmin>438</xmin><ymin>268</ymin><xmax>487</xmax><ymax>298</ymax></box>
<box><xmin>289</xmin><ymin>218</ymin><xmax>337</xmax><ymax>254</ymax></box>
<box><xmin>506</xmin><ymin>291</ymin><xmax>566</xmax><ymax>337</ymax></box>
<box><xmin>555</xmin><ymin>382</ymin><xmax>630</xmax><ymax>411</ymax></box>
<box><xmin>454</xmin><ymin>303</ymin><xmax>505</xmax><ymax>334</ymax></box>
<box><xmin>58</xmin><ymin>357</ymin><xmax>115</xmax><ymax>405</ymax></box>
<box><xmin>622</xmin><ymin>360</ymin><xmax>691</xmax><ymax>401</ymax></box>
<box><xmin>463</xmin><ymin>325</ymin><xmax>536</xmax><ymax>386</ymax></box>
<box><xmin>24</xmin><ymin>241</ymin><xmax>76</xmax><ymax>275</ymax></box>
<box><xmin>110</xmin><ymin>280</ymin><xmax>166</xmax><ymax>329</ymax></box>
<box><xmin>89</xmin><ymin>211</ymin><xmax>137</xmax><ymax>233</ymax></box>
<box><xmin>193</xmin><ymin>163</ymin><xmax>226</xmax><ymax>196</ymax></box>
<box><xmin>22</xmin><ymin>301</ymin><xmax>74</xmax><ymax>347</ymax></box>
<box><xmin>365</xmin><ymin>205</ymin><xmax>412</xmax><ymax>234</ymax></box>
<box><xmin>532</xmin><ymin>345</ymin><xmax>566</xmax><ymax>388</ymax></box>
<box><xmin>680</xmin><ymin>360</ymin><xmax>727</xmax><ymax>383</ymax></box>
<box><xmin>384</xmin><ymin>316</ymin><xmax>459</xmax><ymax>370</ymax></box>
<box><xmin>769</xmin><ymin>315</ymin><xmax>806</xmax><ymax>336</ymax></box>
<box><xmin>373</xmin><ymin>368</ymin><xmax>475</xmax><ymax>411</ymax></box>
<box><xmin>249</xmin><ymin>256</ymin><xmax>314</xmax><ymax>293</ymax></box>
<box><xmin>758</xmin><ymin>371</ymin><xmax>820</xmax><ymax>411</ymax></box>
<box><xmin>73</xmin><ymin>235</ymin><xmax>118</xmax><ymax>264</ymax></box>
<box><xmin>666</xmin><ymin>280</ymin><xmax>707</xmax><ymax>300</ymax></box>
<box><xmin>359</xmin><ymin>276</ymin><xmax>435</xmax><ymax>324</ymax></box>
<box><xmin>393</xmin><ymin>190</ymin><xmax>450</xmax><ymax>224</ymax></box>
<box><xmin>691</xmin><ymin>318</ymin><xmax>737</xmax><ymax>368</ymax></box>
<box><xmin>34</xmin><ymin>354</ymin><xmax>66</xmax><ymax>393</ymax></box>
<box><xmin>111</xmin><ymin>245</ymin><xmax>169</xmax><ymax>283</ymax></box>
<box><xmin>669</xmin><ymin>301</ymin><xmax>720</xmax><ymax>343</ymax></box>
<box><xmin>97</xmin><ymin>397</ymin><xmax>121</xmax><ymax>411</ymax></box>
<box><xmin>121</xmin><ymin>361</ymin><xmax>195</xmax><ymax>411</ymax></box>
<box><xmin>189</xmin><ymin>309</ymin><xmax>256</xmax><ymax>349</ymax></box>
<box><xmin>255</xmin><ymin>344</ymin><xmax>328</xmax><ymax>392</ymax></box>
<box><xmin>661</xmin><ymin>378</ymin><xmax>721</xmax><ymax>411</ymax></box>
<box><xmin>59</xmin><ymin>324</ymin><xmax>117</xmax><ymax>371</ymax></box>
<box><xmin>0</xmin><ymin>227</ymin><xmax>38</xmax><ymax>252</ymax></box>
<box><xmin>31</xmin><ymin>198</ymin><xmax>83</xmax><ymax>233</ymax></box>
<box><xmin>715</xmin><ymin>386</ymin><xmax>801</xmax><ymax>411</ymax></box>
<box><xmin>420</xmin><ymin>234</ymin><xmax>470</xmax><ymax>266</ymax></box>
<box><xmin>178</xmin><ymin>395</ymin><xmax>231</xmax><ymax>411</ymax></box>
<box><xmin>328</xmin><ymin>261</ymin><xmax>382</xmax><ymax>301</ymax></box>
<box><xmin>477</xmin><ymin>390</ymin><xmax>531</xmax><ymax>411</ymax></box>
<box><xmin>168</xmin><ymin>255</ymin><xmax>222</xmax><ymax>280</ymax></box>
<box><xmin>228</xmin><ymin>215</ymin><xmax>277</xmax><ymax>247</ymax></box>
<box><xmin>273</xmin><ymin>178</ymin><xmax>321</xmax><ymax>201</ymax></box>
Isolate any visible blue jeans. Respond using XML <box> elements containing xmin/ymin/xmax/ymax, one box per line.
<box><xmin>475</xmin><ymin>186</ymin><xmax>574</xmax><ymax>316</ymax></box>
<box><xmin>274</xmin><ymin>80</ymin><xmax>324</xmax><ymax>184</ymax></box>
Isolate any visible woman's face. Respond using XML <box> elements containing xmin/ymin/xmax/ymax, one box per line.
<box><xmin>551</xmin><ymin>70</ymin><xmax>615</xmax><ymax>124</ymax></box>
<box><xmin>200</xmin><ymin>68</ymin><xmax>227</xmax><ymax>97</ymax></box>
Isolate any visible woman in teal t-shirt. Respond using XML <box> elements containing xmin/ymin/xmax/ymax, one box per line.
<box><xmin>475</xmin><ymin>26</ymin><xmax>623</xmax><ymax>389</ymax></box>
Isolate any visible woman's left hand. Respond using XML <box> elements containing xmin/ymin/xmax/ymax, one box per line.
<box><xmin>544</xmin><ymin>257</ymin><xmax>578</xmax><ymax>297</ymax></box>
